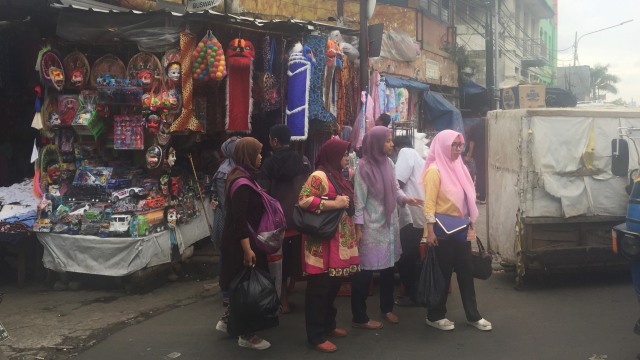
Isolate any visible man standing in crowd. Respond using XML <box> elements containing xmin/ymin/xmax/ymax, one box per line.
<box><xmin>260</xmin><ymin>124</ymin><xmax>309</xmax><ymax>314</ymax></box>
<box><xmin>465</xmin><ymin>108</ymin><xmax>488</xmax><ymax>204</ymax></box>
<box><xmin>392</xmin><ymin>136</ymin><xmax>426</xmax><ymax>306</ymax></box>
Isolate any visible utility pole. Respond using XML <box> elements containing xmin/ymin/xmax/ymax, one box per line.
<box><xmin>485</xmin><ymin>0</ymin><xmax>495</xmax><ymax>110</ymax></box>
<box><xmin>359</xmin><ymin>0</ymin><xmax>369</xmax><ymax>94</ymax></box>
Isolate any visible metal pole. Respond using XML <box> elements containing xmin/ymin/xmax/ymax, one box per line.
<box><xmin>359</xmin><ymin>0</ymin><xmax>369</xmax><ymax>94</ymax></box>
<box><xmin>485</xmin><ymin>0</ymin><xmax>495</xmax><ymax>110</ymax></box>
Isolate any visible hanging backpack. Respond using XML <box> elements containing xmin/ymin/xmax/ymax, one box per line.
<box><xmin>230</xmin><ymin>177</ymin><xmax>285</xmax><ymax>255</ymax></box>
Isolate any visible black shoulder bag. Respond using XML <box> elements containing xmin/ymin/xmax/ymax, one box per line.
<box><xmin>292</xmin><ymin>172</ymin><xmax>345</xmax><ymax>241</ymax></box>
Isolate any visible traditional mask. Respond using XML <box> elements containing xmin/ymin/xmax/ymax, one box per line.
<box><xmin>145</xmin><ymin>145</ymin><xmax>162</xmax><ymax>169</ymax></box>
<box><xmin>137</xmin><ymin>69</ymin><xmax>155</xmax><ymax>87</ymax></box>
<box><xmin>40</xmin><ymin>51</ymin><xmax>65</xmax><ymax>90</ymax></box>
<box><xmin>146</xmin><ymin>113</ymin><xmax>161</xmax><ymax>134</ymax></box>
<box><xmin>166</xmin><ymin>207</ymin><xmax>178</xmax><ymax>229</ymax></box>
<box><xmin>47</xmin><ymin>165</ymin><xmax>61</xmax><ymax>184</ymax></box>
<box><xmin>167</xmin><ymin>62</ymin><xmax>181</xmax><ymax>82</ymax></box>
<box><xmin>226</xmin><ymin>38</ymin><xmax>256</xmax><ymax>61</ymax></box>
<box><xmin>160</xmin><ymin>174</ymin><xmax>170</xmax><ymax>196</ymax></box>
<box><xmin>157</xmin><ymin>125</ymin><xmax>171</xmax><ymax>146</ymax></box>
<box><xmin>171</xmin><ymin>176</ymin><xmax>183</xmax><ymax>198</ymax></box>
<box><xmin>70</xmin><ymin>69</ymin><xmax>85</xmax><ymax>87</ymax></box>
<box><xmin>167</xmin><ymin>147</ymin><xmax>176</xmax><ymax>167</ymax></box>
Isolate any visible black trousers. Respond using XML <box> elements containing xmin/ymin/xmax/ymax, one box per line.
<box><xmin>427</xmin><ymin>239</ymin><xmax>482</xmax><ymax>323</ymax></box>
<box><xmin>305</xmin><ymin>273</ymin><xmax>343</xmax><ymax>345</ymax></box>
<box><xmin>350</xmin><ymin>267</ymin><xmax>395</xmax><ymax>324</ymax></box>
<box><xmin>396</xmin><ymin>225</ymin><xmax>423</xmax><ymax>299</ymax></box>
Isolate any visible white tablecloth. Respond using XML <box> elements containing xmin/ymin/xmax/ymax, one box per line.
<box><xmin>37</xmin><ymin>208</ymin><xmax>213</xmax><ymax>276</ymax></box>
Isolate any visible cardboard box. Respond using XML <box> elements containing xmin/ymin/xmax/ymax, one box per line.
<box><xmin>501</xmin><ymin>87</ymin><xmax>518</xmax><ymax>110</ymax></box>
<box><xmin>518</xmin><ymin>85</ymin><xmax>546</xmax><ymax>109</ymax></box>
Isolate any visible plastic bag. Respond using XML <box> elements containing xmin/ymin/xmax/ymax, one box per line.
<box><xmin>227</xmin><ymin>267</ymin><xmax>280</xmax><ymax>336</ymax></box>
<box><xmin>414</xmin><ymin>247</ymin><xmax>445</xmax><ymax>308</ymax></box>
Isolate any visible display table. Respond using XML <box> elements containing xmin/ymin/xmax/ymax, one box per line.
<box><xmin>36</xmin><ymin>208</ymin><xmax>213</xmax><ymax>277</ymax></box>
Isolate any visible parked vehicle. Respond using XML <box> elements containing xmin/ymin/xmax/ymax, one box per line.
<box><xmin>487</xmin><ymin>107</ymin><xmax>637</xmax><ymax>284</ymax></box>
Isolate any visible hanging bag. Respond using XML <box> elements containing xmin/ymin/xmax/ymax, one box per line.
<box><xmin>229</xmin><ymin>175</ymin><xmax>286</xmax><ymax>255</ymax></box>
<box><xmin>227</xmin><ymin>266</ymin><xmax>280</xmax><ymax>336</ymax></box>
<box><xmin>471</xmin><ymin>237</ymin><xmax>493</xmax><ymax>280</ymax></box>
<box><xmin>292</xmin><ymin>171</ymin><xmax>344</xmax><ymax>241</ymax></box>
<box><xmin>414</xmin><ymin>246</ymin><xmax>445</xmax><ymax>308</ymax></box>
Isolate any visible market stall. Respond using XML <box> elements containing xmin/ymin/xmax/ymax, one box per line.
<box><xmin>20</xmin><ymin>6</ymin><xmax>360</xmax><ymax>280</ymax></box>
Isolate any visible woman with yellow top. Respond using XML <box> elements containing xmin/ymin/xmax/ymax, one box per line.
<box><xmin>421</xmin><ymin>129</ymin><xmax>492</xmax><ymax>332</ymax></box>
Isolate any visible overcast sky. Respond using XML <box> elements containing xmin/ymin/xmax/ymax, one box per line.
<box><xmin>556</xmin><ymin>1</ymin><xmax>640</xmax><ymax>104</ymax></box>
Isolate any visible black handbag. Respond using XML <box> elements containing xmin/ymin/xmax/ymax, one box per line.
<box><xmin>292</xmin><ymin>172</ymin><xmax>344</xmax><ymax>241</ymax></box>
<box><xmin>471</xmin><ymin>237</ymin><xmax>492</xmax><ymax>280</ymax></box>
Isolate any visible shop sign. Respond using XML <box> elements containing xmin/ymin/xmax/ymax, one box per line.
<box><xmin>186</xmin><ymin>0</ymin><xmax>222</xmax><ymax>12</ymax></box>
<box><xmin>425</xmin><ymin>59</ymin><xmax>440</xmax><ymax>80</ymax></box>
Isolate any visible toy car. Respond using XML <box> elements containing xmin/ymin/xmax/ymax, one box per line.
<box><xmin>69</xmin><ymin>203</ymin><xmax>90</xmax><ymax>216</ymax></box>
<box><xmin>107</xmin><ymin>178</ymin><xmax>132</xmax><ymax>190</ymax></box>
<box><xmin>65</xmin><ymin>185</ymin><xmax>111</xmax><ymax>203</ymax></box>
<box><xmin>111</xmin><ymin>187</ymin><xmax>147</xmax><ymax>202</ymax></box>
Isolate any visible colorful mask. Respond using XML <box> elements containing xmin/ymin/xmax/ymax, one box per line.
<box><xmin>226</xmin><ymin>38</ymin><xmax>256</xmax><ymax>61</ymax></box>
<box><xmin>146</xmin><ymin>113</ymin><xmax>161</xmax><ymax>134</ymax></box>
<box><xmin>160</xmin><ymin>174</ymin><xmax>170</xmax><ymax>196</ymax></box>
<box><xmin>63</xmin><ymin>51</ymin><xmax>90</xmax><ymax>89</ymax></box>
<box><xmin>157</xmin><ymin>125</ymin><xmax>172</xmax><ymax>146</ymax></box>
<box><xmin>47</xmin><ymin>165</ymin><xmax>61</xmax><ymax>185</ymax></box>
<box><xmin>40</xmin><ymin>50</ymin><xmax>65</xmax><ymax>90</ymax></box>
<box><xmin>145</xmin><ymin>145</ymin><xmax>163</xmax><ymax>169</ymax></box>
<box><xmin>171</xmin><ymin>176</ymin><xmax>183</xmax><ymax>198</ymax></box>
<box><xmin>127</xmin><ymin>52</ymin><xmax>162</xmax><ymax>89</ymax></box>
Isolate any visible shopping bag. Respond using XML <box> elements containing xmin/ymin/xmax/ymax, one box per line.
<box><xmin>472</xmin><ymin>237</ymin><xmax>493</xmax><ymax>280</ymax></box>
<box><xmin>227</xmin><ymin>266</ymin><xmax>280</xmax><ymax>336</ymax></box>
<box><xmin>414</xmin><ymin>247</ymin><xmax>445</xmax><ymax>308</ymax></box>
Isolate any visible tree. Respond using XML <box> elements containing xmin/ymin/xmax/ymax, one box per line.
<box><xmin>590</xmin><ymin>64</ymin><xmax>620</xmax><ymax>101</ymax></box>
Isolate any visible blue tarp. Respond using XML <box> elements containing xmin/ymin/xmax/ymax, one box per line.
<box><xmin>423</xmin><ymin>91</ymin><xmax>465</xmax><ymax>136</ymax></box>
<box><xmin>463</xmin><ymin>79</ymin><xmax>486</xmax><ymax>96</ymax></box>
<box><xmin>384</xmin><ymin>75</ymin><xmax>430</xmax><ymax>92</ymax></box>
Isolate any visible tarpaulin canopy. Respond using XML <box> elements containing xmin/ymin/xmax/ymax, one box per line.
<box><xmin>384</xmin><ymin>75</ymin><xmax>429</xmax><ymax>92</ymax></box>
<box><xmin>423</xmin><ymin>91</ymin><xmax>464</xmax><ymax>135</ymax></box>
<box><xmin>463</xmin><ymin>79</ymin><xmax>486</xmax><ymax>96</ymax></box>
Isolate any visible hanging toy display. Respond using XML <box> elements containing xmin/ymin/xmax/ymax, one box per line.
<box><xmin>192</xmin><ymin>30</ymin><xmax>227</xmax><ymax>82</ymax></box>
<box><xmin>145</xmin><ymin>145</ymin><xmax>163</xmax><ymax>169</ymax></box>
<box><xmin>91</xmin><ymin>54</ymin><xmax>126</xmax><ymax>88</ymax></box>
<box><xmin>285</xmin><ymin>42</ymin><xmax>312</xmax><ymax>140</ymax></box>
<box><xmin>146</xmin><ymin>113</ymin><xmax>162</xmax><ymax>134</ymax></box>
<box><xmin>128</xmin><ymin>52</ymin><xmax>163</xmax><ymax>90</ymax></box>
<box><xmin>225</xmin><ymin>38</ymin><xmax>255</xmax><ymax>133</ymax></box>
<box><xmin>39</xmin><ymin>50</ymin><xmax>65</xmax><ymax>91</ymax></box>
<box><xmin>63</xmin><ymin>51</ymin><xmax>90</xmax><ymax>89</ymax></box>
<box><xmin>58</xmin><ymin>95</ymin><xmax>79</xmax><ymax>126</ymax></box>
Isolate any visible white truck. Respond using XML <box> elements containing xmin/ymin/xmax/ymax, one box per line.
<box><xmin>487</xmin><ymin>106</ymin><xmax>640</xmax><ymax>285</ymax></box>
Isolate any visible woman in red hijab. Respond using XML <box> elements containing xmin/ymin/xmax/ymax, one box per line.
<box><xmin>298</xmin><ymin>137</ymin><xmax>360</xmax><ymax>353</ymax></box>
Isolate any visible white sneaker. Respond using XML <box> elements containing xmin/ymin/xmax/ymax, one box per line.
<box><xmin>426</xmin><ymin>318</ymin><xmax>455</xmax><ymax>331</ymax></box>
<box><xmin>467</xmin><ymin>318</ymin><xmax>492</xmax><ymax>331</ymax></box>
<box><xmin>238</xmin><ymin>335</ymin><xmax>271</xmax><ymax>350</ymax></box>
<box><xmin>215</xmin><ymin>320</ymin><xmax>227</xmax><ymax>333</ymax></box>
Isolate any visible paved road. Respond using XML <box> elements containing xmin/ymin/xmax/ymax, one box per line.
<box><xmin>77</xmin><ymin>270</ymin><xmax>639</xmax><ymax>360</ymax></box>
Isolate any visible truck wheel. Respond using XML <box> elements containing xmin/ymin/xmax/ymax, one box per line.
<box><xmin>113</xmin><ymin>196</ymin><xmax>119</xmax><ymax>202</ymax></box>
<box><xmin>129</xmin><ymin>190</ymin><xmax>135</xmax><ymax>196</ymax></box>
<box><xmin>144</xmin><ymin>229</ymin><xmax>149</xmax><ymax>236</ymax></box>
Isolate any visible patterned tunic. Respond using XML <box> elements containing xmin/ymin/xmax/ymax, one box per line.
<box><xmin>298</xmin><ymin>171</ymin><xmax>360</xmax><ymax>276</ymax></box>
<box><xmin>353</xmin><ymin>160</ymin><xmax>405</xmax><ymax>270</ymax></box>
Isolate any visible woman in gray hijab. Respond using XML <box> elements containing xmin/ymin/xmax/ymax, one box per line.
<box><xmin>211</xmin><ymin>136</ymin><xmax>241</xmax><ymax>247</ymax></box>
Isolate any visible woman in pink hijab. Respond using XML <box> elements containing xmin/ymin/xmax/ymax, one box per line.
<box><xmin>421</xmin><ymin>129</ymin><xmax>492</xmax><ymax>332</ymax></box>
